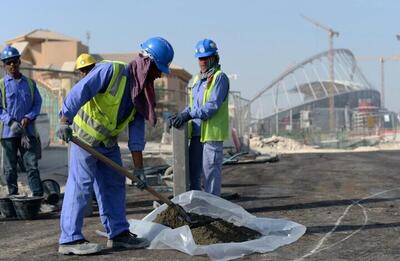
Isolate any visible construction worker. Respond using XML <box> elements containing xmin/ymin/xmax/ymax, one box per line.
<box><xmin>75</xmin><ymin>53</ymin><xmax>96</xmax><ymax>77</ymax></box>
<box><xmin>0</xmin><ymin>46</ymin><xmax>43</xmax><ymax>197</ymax></box>
<box><xmin>56</xmin><ymin>37</ymin><xmax>174</xmax><ymax>255</ymax></box>
<box><xmin>170</xmin><ymin>39</ymin><xmax>229</xmax><ymax>196</ymax></box>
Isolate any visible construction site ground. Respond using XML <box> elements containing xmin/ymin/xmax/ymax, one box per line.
<box><xmin>1</xmin><ymin>145</ymin><xmax>400</xmax><ymax>260</ymax></box>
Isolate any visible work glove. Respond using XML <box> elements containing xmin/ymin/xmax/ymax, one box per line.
<box><xmin>21</xmin><ymin>135</ymin><xmax>32</xmax><ymax>150</ymax></box>
<box><xmin>172</xmin><ymin>111</ymin><xmax>192</xmax><ymax>129</ymax></box>
<box><xmin>167</xmin><ymin>114</ymin><xmax>177</xmax><ymax>130</ymax></box>
<box><xmin>10</xmin><ymin>121</ymin><xmax>23</xmax><ymax>135</ymax></box>
<box><xmin>56</xmin><ymin>123</ymin><xmax>73</xmax><ymax>143</ymax></box>
<box><xmin>133</xmin><ymin>168</ymin><xmax>147</xmax><ymax>190</ymax></box>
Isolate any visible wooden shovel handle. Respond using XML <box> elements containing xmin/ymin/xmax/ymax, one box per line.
<box><xmin>70</xmin><ymin>136</ymin><xmax>173</xmax><ymax>206</ymax></box>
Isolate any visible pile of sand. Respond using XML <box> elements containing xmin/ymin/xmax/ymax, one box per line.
<box><xmin>153</xmin><ymin>206</ymin><xmax>261</xmax><ymax>245</ymax></box>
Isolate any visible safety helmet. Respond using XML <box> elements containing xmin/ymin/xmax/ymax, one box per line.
<box><xmin>75</xmin><ymin>53</ymin><xmax>96</xmax><ymax>70</ymax></box>
<box><xmin>1</xmin><ymin>46</ymin><xmax>20</xmax><ymax>61</ymax></box>
<box><xmin>140</xmin><ymin>37</ymin><xmax>174</xmax><ymax>74</ymax></box>
<box><xmin>194</xmin><ymin>39</ymin><xmax>218</xmax><ymax>58</ymax></box>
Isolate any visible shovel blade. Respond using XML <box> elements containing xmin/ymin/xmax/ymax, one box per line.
<box><xmin>172</xmin><ymin>203</ymin><xmax>195</xmax><ymax>224</ymax></box>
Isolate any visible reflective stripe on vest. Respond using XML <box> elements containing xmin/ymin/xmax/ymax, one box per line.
<box><xmin>188</xmin><ymin>70</ymin><xmax>229</xmax><ymax>142</ymax></box>
<box><xmin>72</xmin><ymin>61</ymin><xmax>136</xmax><ymax>147</ymax></box>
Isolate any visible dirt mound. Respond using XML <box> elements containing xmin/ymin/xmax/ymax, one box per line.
<box><xmin>153</xmin><ymin>206</ymin><xmax>261</xmax><ymax>245</ymax></box>
<box><xmin>250</xmin><ymin>135</ymin><xmax>316</xmax><ymax>152</ymax></box>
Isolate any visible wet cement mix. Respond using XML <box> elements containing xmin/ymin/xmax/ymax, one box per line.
<box><xmin>153</xmin><ymin>206</ymin><xmax>262</xmax><ymax>245</ymax></box>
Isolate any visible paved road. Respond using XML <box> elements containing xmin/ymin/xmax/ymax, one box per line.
<box><xmin>1</xmin><ymin>151</ymin><xmax>400</xmax><ymax>260</ymax></box>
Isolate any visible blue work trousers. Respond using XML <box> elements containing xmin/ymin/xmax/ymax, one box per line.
<box><xmin>59</xmin><ymin>143</ymin><xmax>129</xmax><ymax>244</ymax></box>
<box><xmin>189</xmin><ymin>136</ymin><xmax>223</xmax><ymax>196</ymax></box>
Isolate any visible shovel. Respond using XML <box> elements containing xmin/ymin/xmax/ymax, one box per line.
<box><xmin>70</xmin><ymin>136</ymin><xmax>194</xmax><ymax>224</ymax></box>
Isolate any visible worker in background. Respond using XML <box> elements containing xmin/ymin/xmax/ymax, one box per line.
<box><xmin>56</xmin><ymin>37</ymin><xmax>174</xmax><ymax>255</ymax></box>
<box><xmin>0</xmin><ymin>46</ymin><xmax>43</xmax><ymax>197</ymax></box>
<box><xmin>170</xmin><ymin>39</ymin><xmax>229</xmax><ymax>196</ymax></box>
<box><xmin>75</xmin><ymin>53</ymin><xmax>96</xmax><ymax>77</ymax></box>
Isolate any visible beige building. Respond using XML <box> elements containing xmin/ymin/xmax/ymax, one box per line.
<box><xmin>4</xmin><ymin>30</ymin><xmax>192</xmax><ymax>112</ymax></box>
<box><xmin>6</xmin><ymin>29</ymin><xmax>88</xmax><ymax>68</ymax></box>
<box><xmin>3</xmin><ymin>29</ymin><xmax>192</xmax><ymax>141</ymax></box>
<box><xmin>4</xmin><ymin>29</ymin><xmax>85</xmax><ymax>98</ymax></box>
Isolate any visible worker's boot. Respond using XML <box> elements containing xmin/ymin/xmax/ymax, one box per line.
<box><xmin>58</xmin><ymin>239</ymin><xmax>103</xmax><ymax>255</ymax></box>
<box><xmin>107</xmin><ymin>230</ymin><xmax>150</xmax><ymax>249</ymax></box>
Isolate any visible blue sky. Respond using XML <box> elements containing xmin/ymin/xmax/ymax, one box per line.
<box><xmin>4</xmin><ymin>0</ymin><xmax>400</xmax><ymax>111</ymax></box>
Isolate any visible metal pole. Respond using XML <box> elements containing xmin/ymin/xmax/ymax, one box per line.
<box><xmin>172</xmin><ymin>125</ymin><xmax>189</xmax><ymax>196</ymax></box>
<box><xmin>380</xmin><ymin>57</ymin><xmax>385</xmax><ymax>108</ymax></box>
<box><xmin>328</xmin><ymin>32</ymin><xmax>336</xmax><ymax>133</ymax></box>
<box><xmin>275</xmin><ymin>85</ymin><xmax>279</xmax><ymax>135</ymax></box>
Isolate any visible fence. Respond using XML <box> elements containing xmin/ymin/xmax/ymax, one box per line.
<box><xmin>253</xmin><ymin>106</ymin><xmax>400</xmax><ymax>148</ymax></box>
<box><xmin>2</xmin><ymin>64</ymin><xmax>251</xmax><ymax>145</ymax></box>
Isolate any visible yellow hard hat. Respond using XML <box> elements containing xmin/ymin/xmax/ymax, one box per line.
<box><xmin>75</xmin><ymin>53</ymin><xmax>96</xmax><ymax>70</ymax></box>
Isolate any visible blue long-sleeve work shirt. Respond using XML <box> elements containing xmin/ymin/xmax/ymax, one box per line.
<box><xmin>61</xmin><ymin>62</ymin><xmax>146</xmax><ymax>151</ymax></box>
<box><xmin>0</xmin><ymin>74</ymin><xmax>42</xmax><ymax>138</ymax></box>
<box><xmin>183</xmin><ymin>72</ymin><xmax>230</xmax><ymax>137</ymax></box>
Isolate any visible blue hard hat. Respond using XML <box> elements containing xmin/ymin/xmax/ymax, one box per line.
<box><xmin>194</xmin><ymin>39</ymin><xmax>218</xmax><ymax>58</ymax></box>
<box><xmin>1</xmin><ymin>46</ymin><xmax>20</xmax><ymax>61</ymax></box>
<box><xmin>140</xmin><ymin>37</ymin><xmax>174</xmax><ymax>74</ymax></box>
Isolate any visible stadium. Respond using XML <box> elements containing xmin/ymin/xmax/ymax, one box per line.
<box><xmin>248</xmin><ymin>49</ymin><xmax>397</xmax><ymax>147</ymax></box>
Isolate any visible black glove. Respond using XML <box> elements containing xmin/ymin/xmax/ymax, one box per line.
<box><xmin>172</xmin><ymin>111</ymin><xmax>191</xmax><ymax>129</ymax></box>
<box><xmin>10</xmin><ymin>121</ymin><xmax>23</xmax><ymax>135</ymax></box>
<box><xmin>167</xmin><ymin>114</ymin><xmax>177</xmax><ymax>130</ymax></box>
<box><xmin>56</xmin><ymin>123</ymin><xmax>73</xmax><ymax>143</ymax></box>
<box><xmin>133</xmin><ymin>168</ymin><xmax>147</xmax><ymax>190</ymax></box>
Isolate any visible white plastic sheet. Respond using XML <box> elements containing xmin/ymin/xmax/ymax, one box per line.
<box><xmin>128</xmin><ymin>190</ymin><xmax>306</xmax><ymax>261</ymax></box>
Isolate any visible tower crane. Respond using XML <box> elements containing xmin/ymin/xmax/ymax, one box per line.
<box><xmin>301</xmin><ymin>14</ymin><xmax>339</xmax><ymax>131</ymax></box>
<box><xmin>356</xmin><ymin>55</ymin><xmax>400</xmax><ymax>109</ymax></box>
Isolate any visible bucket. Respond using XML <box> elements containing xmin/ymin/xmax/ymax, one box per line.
<box><xmin>42</xmin><ymin>179</ymin><xmax>60</xmax><ymax>205</ymax></box>
<box><xmin>11</xmin><ymin>196</ymin><xmax>42</xmax><ymax>220</ymax></box>
<box><xmin>0</xmin><ymin>197</ymin><xmax>16</xmax><ymax>218</ymax></box>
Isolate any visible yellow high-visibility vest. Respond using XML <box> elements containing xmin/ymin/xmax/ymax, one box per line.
<box><xmin>188</xmin><ymin>70</ymin><xmax>229</xmax><ymax>142</ymax></box>
<box><xmin>73</xmin><ymin>61</ymin><xmax>135</xmax><ymax>147</ymax></box>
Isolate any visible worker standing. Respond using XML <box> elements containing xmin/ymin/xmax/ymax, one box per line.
<box><xmin>170</xmin><ymin>39</ymin><xmax>229</xmax><ymax>196</ymax></box>
<box><xmin>56</xmin><ymin>37</ymin><xmax>174</xmax><ymax>255</ymax></box>
<box><xmin>0</xmin><ymin>46</ymin><xmax>43</xmax><ymax>197</ymax></box>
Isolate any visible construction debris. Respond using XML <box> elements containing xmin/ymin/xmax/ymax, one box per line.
<box><xmin>250</xmin><ymin>135</ymin><xmax>314</xmax><ymax>151</ymax></box>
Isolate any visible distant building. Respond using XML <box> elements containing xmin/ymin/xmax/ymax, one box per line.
<box><xmin>4</xmin><ymin>29</ymin><xmax>85</xmax><ymax>97</ymax></box>
<box><xmin>2</xmin><ymin>29</ymin><xmax>192</xmax><ymax>142</ymax></box>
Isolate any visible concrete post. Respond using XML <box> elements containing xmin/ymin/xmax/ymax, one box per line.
<box><xmin>172</xmin><ymin>125</ymin><xmax>189</xmax><ymax>196</ymax></box>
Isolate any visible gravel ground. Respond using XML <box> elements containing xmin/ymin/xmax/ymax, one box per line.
<box><xmin>1</xmin><ymin>150</ymin><xmax>400</xmax><ymax>260</ymax></box>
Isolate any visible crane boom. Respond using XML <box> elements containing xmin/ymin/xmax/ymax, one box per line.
<box><xmin>301</xmin><ymin>15</ymin><xmax>339</xmax><ymax>37</ymax></box>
